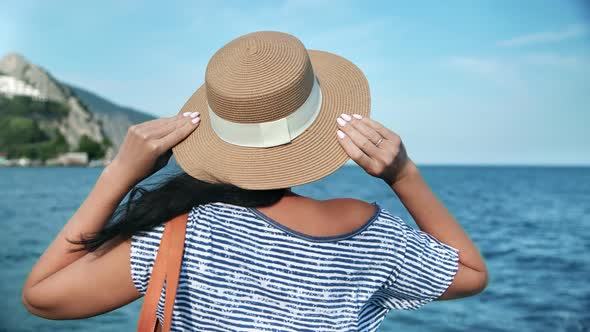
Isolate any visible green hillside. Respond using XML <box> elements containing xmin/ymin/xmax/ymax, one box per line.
<box><xmin>0</xmin><ymin>95</ymin><xmax>109</xmax><ymax>160</ymax></box>
<box><xmin>67</xmin><ymin>84</ymin><xmax>155</xmax><ymax>123</ymax></box>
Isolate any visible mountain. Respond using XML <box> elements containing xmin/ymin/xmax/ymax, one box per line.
<box><xmin>66</xmin><ymin>84</ymin><xmax>156</xmax><ymax>151</ymax></box>
<box><xmin>0</xmin><ymin>53</ymin><xmax>105</xmax><ymax>153</ymax></box>
<box><xmin>0</xmin><ymin>53</ymin><xmax>70</xmax><ymax>104</ymax></box>
<box><xmin>0</xmin><ymin>53</ymin><xmax>156</xmax><ymax>160</ymax></box>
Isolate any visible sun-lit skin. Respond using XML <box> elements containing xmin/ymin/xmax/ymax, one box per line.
<box><xmin>21</xmin><ymin>111</ymin><xmax>487</xmax><ymax>320</ymax></box>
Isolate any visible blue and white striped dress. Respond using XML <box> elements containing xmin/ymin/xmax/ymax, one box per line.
<box><xmin>130</xmin><ymin>201</ymin><xmax>459</xmax><ymax>331</ymax></box>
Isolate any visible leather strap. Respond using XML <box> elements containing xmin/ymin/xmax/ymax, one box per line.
<box><xmin>136</xmin><ymin>213</ymin><xmax>188</xmax><ymax>332</ymax></box>
<box><xmin>162</xmin><ymin>214</ymin><xmax>187</xmax><ymax>331</ymax></box>
<box><xmin>136</xmin><ymin>224</ymin><xmax>171</xmax><ymax>332</ymax></box>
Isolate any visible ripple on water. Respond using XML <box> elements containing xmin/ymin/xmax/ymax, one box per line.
<box><xmin>1</xmin><ymin>166</ymin><xmax>589</xmax><ymax>331</ymax></box>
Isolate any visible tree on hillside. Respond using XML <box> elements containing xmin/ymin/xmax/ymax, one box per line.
<box><xmin>77</xmin><ymin>135</ymin><xmax>106</xmax><ymax>160</ymax></box>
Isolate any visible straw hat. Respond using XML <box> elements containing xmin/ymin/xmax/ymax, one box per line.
<box><xmin>172</xmin><ymin>31</ymin><xmax>370</xmax><ymax>190</ymax></box>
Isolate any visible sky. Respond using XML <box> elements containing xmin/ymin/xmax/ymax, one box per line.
<box><xmin>1</xmin><ymin>0</ymin><xmax>589</xmax><ymax>165</ymax></box>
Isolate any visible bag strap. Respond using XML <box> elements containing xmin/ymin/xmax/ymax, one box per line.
<box><xmin>162</xmin><ymin>213</ymin><xmax>187</xmax><ymax>331</ymax></box>
<box><xmin>136</xmin><ymin>213</ymin><xmax>189</xmax><ymax>332</ymax></box>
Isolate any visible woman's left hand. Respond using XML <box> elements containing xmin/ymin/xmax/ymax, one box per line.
<box><xmin>107</xmin><ymin>111</ymin><xmax>201</xmax><ymax>186</ymax></box>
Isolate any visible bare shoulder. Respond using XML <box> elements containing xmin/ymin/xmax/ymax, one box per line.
<box><xmin>322</xmin><ymin>198</ymin><xmax>377</xmax><ymax>222</ymax></box>
<box><xmin>323</xmin><ymin>197</ymin><xmax>374</xmax><ymax>208</ymax></box>
<box><xmin>261</xmin><ymin>195</ymin><xmax>378</xmax><ymax>236</ymax></box>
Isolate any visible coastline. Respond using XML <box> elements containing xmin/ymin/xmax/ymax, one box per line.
<box><xmin>0</xmin><ymin>153</ymin><xmax>111</xmax><ymax>167</ymax></box>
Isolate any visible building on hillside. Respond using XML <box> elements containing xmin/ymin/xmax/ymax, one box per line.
<box><xmin>0</xmin><ymin>75</ymin><xmax>46</xmax><ymax>100</ymax></box>
<box><xmin>45</xmin><ymin>152</ymin><xmax>88</xmax><ymax>166</ymax></box>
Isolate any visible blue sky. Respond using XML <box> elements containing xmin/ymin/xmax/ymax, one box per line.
<box><xmin>1</xmin><ymin>1</ymin><xmax>589</xmax><ymax>165</ymax></box>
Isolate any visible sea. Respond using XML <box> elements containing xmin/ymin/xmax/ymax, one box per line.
<box><xmin>1</xmin><ymin>163</ymin><xmax>589</xmax><ymax>332</ymax></box>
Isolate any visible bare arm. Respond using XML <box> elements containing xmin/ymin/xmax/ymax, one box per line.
<box><xmin>22</xmin><ymin>166</ymin><xmax>140</xmax><ymax>319</ymax></box>
<box><xmin>335</xmin><ymin>113</ymin><xmax>488</xmax><ymax>300</ymax></box>
<box><xmin>390</xmin><ymin>160</ymin><xmax>488</xmax><ymax>299</ymax></box>
<box><xmin>22</xmin><ymin>165</ymin><xmax>134</xmax><ymax>302</ymax></box>
<box><xmin>22</xmin><ymin>111</ymin><xmax>201</xmax><ymax>318</ymax></box>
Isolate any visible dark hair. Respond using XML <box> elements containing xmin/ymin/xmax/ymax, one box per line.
<box><xmin>67</xmin><ymin>170</ymin><xmax>288</xmax><ymax>254</ymax></box>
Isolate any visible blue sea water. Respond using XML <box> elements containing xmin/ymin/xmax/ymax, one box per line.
<box><xmin>0</xmin><ymin>164</ymin><xmax>589</xmax><ymax>331</ymax></box>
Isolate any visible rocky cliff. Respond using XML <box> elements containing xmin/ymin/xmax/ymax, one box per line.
<box><xmin>0</xmin><ymin>53</ymin><xmax>156</xmax><ymax>159</ymax></box>
<box><xmin>66</xmin><ymin>84</ymin><xmax>155</xmax><ymax>151</ymax></box>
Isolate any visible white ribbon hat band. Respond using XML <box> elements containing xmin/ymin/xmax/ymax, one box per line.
<box><xmin>208</xmin><ymin>77</ymin><xmax>323</xmax><ymax>148</ymax></box>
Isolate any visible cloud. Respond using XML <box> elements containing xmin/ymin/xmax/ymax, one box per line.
<box><xmin>448</xmin><ymin>56</ymin><xmax>525</xmax><ymax>89</ymax></box>
<box><xmin>521</xmin><ymin>53</ymin><xmax>588</xmax><ymax>67</ymax></box>
<box><xmin>498</xmin><ymin>24</ymin><xmax>588</xmax><ymax>47</ymax></box>
<box><xmin>449</xmin><ymin>56</ymin><xmax>503</xmax><ymax>76</ymax></box>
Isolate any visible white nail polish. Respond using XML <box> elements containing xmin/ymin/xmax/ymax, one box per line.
<box><xmin>190</xmin><ymin>112</ymin><xmax>200</xmax><ymax>118</ymax></box>
<box><xmin>337</xmin><ymin>130</ymin><xmax>346</xmax><ymax>139</ymax></box>
<box><xmin>192</xmin><ymin>117</ymin><xmax>200</xmax><ymax>124</ymax></box>
<box><xmin>341</xmin><ymin>113</ymin><xmax>352</xmax><ymax>121</ymax></box>
<box><xmin>336</xmin><ymin>117</ymin><xmax>347</xmax><ymax>126</ymax></box>
<box><xmin>183</xmin><ymin>112</ymin><xmax>191</xmax><ymax>117</ymax></box>
<box><xmin>352</xmin><ymin>114</ymin><xmax>362</xmax><ymax>119</ymax></box>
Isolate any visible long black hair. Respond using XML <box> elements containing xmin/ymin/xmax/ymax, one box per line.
<box><xmin>67</xmin><ymin>170</ymin><xmax>288</xmax><ymax>254</ymax></box>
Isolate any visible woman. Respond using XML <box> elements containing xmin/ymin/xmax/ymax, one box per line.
<box><xmin>22</xmin><ymin>31</ymin><xmax>488</xmax><ymax>331</ymax></box>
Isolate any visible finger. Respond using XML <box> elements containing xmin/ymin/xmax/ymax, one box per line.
<box><xmin>138</xmin><ymin>119</ymin><xmax>178</xmax><ymax>140</ymax></box>
<box><xmin>337</xmin><ymin>115</ymin><xmax>381</xmax><ymax>157</ymax></box>
<box><xmin>147</xmin><ymin>116</ymin><xmax>186</xmax><ymax>139</ymax></box>
<box><xmin>144</xmin><ymin>111</ymin><xmax>200</xmax><ymax>139</ymax></box>
<box><xmin>342</xmin><ymin>113</ymin><xmax>383</xmax><ymax>145</ymax></box>
<box><xmin>156</xmin><ymin>115</ymin><xmax>200</xmax><ymax>151</ymax></box>
<box><xmin>354</xmin><ymin>115</ymin><xmax>399</xmax><ymax>141</ymax></box>
<box><xmin>335</xmin><ymin>130</ymin><xmax>374</xmax><ymax>170</ymax></box>
<box><xmin>134</xmin><ymin>114</ymin><xmax>175</xmax><ymax>131</ymax></box>
<box><xmin>127</xmin><ymin>116</ymin><xmax>174</xmax><ymax>142</ymax></box>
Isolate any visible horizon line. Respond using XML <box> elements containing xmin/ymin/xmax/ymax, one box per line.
<box><xmin>342</xmin><ymin>162</ymin><xmax>590</xmax><ymax>168</ymax></box>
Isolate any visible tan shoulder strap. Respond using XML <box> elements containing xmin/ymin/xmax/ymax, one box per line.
<box><xmin>136</xmin><ymin>212</ymin><xmax>189</xmax><ymax>332</ymax></box>
<box><xmin>162</xmin><ymin>213</ymin><xmax>188</xmax><ymax>331</ymax></box>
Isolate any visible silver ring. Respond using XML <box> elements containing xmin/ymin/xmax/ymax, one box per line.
<box><xmin>375</xmin><ymin>137</ymin><xmax>384</xmax><ymax>147</ymax></box>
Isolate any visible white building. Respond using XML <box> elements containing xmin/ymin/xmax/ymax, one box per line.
<box><xmin>45</xmin><ymin>152</ymin><xmax>89</xmax><ymax>166</ymax></box>
<box><xmin>0</xmin><ymin>75</ymin><xmax>46</xmax><ymax>100</ymax></box>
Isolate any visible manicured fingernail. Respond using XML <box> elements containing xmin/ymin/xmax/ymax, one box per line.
<box><xmin>183</xmin><ymin>112</ymin><xmax>191</xmax><ymax>117</ymax></box>
<box><xmin>352</xmin><ymin>114</ymin><xmax>362</xmax><ymax>119</ymax></box>
<box><xmin>190</xmin><ymin>112</ymin><xmax>200</xmax><ymax>118</ymax></box>
<box><xmin>341</xmin><ymin>113</ymin><xmax>352</xmax><ymax>121</ymax></box>
<box><xmin>191</xmin><ymin>117</ymin><xmax>200</xmax><ymax>124</ymax></box>
<box><xmin>336</xmin><ymin>117</ymin><xmax>347</xmax><ymax>126</ymax></box>
<box><xmin>337</xmin><ymin>130</ymin><xmax>346</xmax><ymax>139</ymax></box>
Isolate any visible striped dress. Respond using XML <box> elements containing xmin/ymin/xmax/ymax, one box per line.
<box><xmin>130</xmin><ymin>201</ymin><xmax>459</xmax><ymax>331</ymax></box>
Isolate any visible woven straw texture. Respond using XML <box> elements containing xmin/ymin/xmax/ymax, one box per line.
<box><xmin>172</xmin><ymin>31</ymin><xmax>370</xmax><ymax>190</ymax></box>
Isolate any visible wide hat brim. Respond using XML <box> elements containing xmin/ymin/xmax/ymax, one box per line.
<box><xmin>172</xmin><ymin>49</ymin><xmax>370</xmax><ymax>190</ymax></box>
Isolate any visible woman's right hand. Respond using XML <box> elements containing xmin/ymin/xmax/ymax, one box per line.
<box><xmin>107</xmin><ymin>111</ymin><xmax>201</xmax><ymax>187</ymax></box>
<box><xmin>335</xmin><ymin>113</ymin><xmax>417</xmax><ymax>186</ymax></box>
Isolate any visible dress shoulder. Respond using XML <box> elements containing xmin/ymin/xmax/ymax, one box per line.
<box><xmin>369</xmin><ymin>207</ymin><xmax>460</xmax><ymax>310</ymax></box>
<box><xmin>129</xmin><ymin>208</ymin><xmax>198</xmax><ymax>295</ymax></box>
<box><xmin>129</xmin><ymin>223</ymin><xmax>166</xmax><ymax>295</ymax></box>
